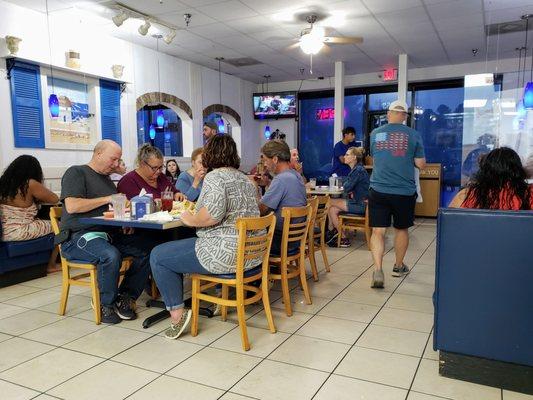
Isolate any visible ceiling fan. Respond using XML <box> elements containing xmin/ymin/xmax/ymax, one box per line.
<box><xmin>290</xmin><ymin>15</ymin><xmax>363</xmax><ymax>74</ymax></box>
<box><xmin>296</xmin><ymin>15</ymin><xmax>363</xmax><ymax>54</ymax></box>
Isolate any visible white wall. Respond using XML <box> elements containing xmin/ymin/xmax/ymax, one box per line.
<box><xmin>0</xmin><ymin>0</ymin><xmax>260</xmax><ymax>189</ymax></box>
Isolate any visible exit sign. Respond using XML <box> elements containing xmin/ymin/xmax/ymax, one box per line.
<box><xmin>383</xmin><ymin>68</ymin><xmax>397</xmax><ymax>81</ymax></box>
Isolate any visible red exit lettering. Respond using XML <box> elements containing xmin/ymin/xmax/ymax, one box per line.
<box><xmin>383</xmin><ymin>68</ymin><xmax>397</xmax><ymax>81</ymax></box>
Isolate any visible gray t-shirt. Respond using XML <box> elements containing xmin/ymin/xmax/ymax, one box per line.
<box><xmin>195</xmin><ymin>168</ymin><xmax>261</xmax><ymax>274</ymax></box>
<box><xmin>261</xmin><ymin>168</ymin><xmax>307</xmax><ymax>233</ymax></box>
<box><xmin>59</xmin><ymin>165</ymin><xmax>117</xmax><ymax>233</ymax></box>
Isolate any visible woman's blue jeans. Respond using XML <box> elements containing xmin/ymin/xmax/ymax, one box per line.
<box><xmin>150</xmin><ymin>237</ymin><xmax>211</xmax><ymax>311</ymax></box>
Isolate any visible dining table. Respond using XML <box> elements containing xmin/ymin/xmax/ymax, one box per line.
<box><xmin>306</xmin><ymin>186</ymin><xmax>344</xmax><ymax>197</ymax></box>
<box><xmin>78</xmin><ymin>214</ymin><xmax>213</xmax><ymax>328</ymax></box>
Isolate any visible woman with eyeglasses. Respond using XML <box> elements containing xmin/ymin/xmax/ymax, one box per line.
<box><xmin>117</xmin><ymin>144</ymin><xmax>185</xmax><ymax>201</ymax></box>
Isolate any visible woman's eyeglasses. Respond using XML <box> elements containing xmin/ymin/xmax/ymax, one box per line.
<box><xmin>144</xmin><ymin>161</ymin><xmax>163</xmax><ymax>172</ymax></box>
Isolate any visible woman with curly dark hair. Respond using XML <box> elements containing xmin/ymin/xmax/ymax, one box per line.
<box><xmin>150</xmin><ymin>135</ymin><xmax>262</xmax><ymax>340</ymax></box>
<box><xmin>0</xmin><ymin>155</ymin><xmax>58</xmax><ymax>241</ymax></box>
<box><xmin>450</xmin><ymin>147</ymin><xmax>533</xmax><ymax>210</ymax></box>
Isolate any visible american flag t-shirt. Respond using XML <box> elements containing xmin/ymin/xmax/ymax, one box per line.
<box><xmin>375</xmin><ymin>131</ymin><xmax>409</xmax><ymax>157</ymax></box>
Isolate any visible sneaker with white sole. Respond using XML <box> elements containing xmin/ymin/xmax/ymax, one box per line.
<box><xmin>392</xmin><ymin>263</ymin><xmax>410</xmax><ymax>277</ymax></box>
<box><xmin>164</xmin><ymin>309</ymin><xmax>192</xmax><ymax>340</ymax></box>
<box><xmin>371</xmin><ymin>270</ymin><xmax>384</xmax><ymax>288</ymax></box>
<box><xmin>114</xmin><ymin>294</ymin><xmax>136</xmax><ymax>320</ymax></box>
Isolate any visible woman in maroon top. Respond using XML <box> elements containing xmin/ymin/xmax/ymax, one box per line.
<box><xmin>117</xmin><ymin>144</ymin><xmax>185</xmax><ymax>201</ymax></box>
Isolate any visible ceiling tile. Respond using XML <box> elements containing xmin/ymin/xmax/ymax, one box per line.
<box><xmin>119</xmin><ymin>0</ymin><xmax>188</xmax><ymax>15</ymax></box>
<box><xmin>212</xmin><ymin>34</ymin><xmax>262</xmax><ymax>48</ymax></box>
<box><xmin>231</xmin><ymin>15</ymin><xmax>285</xmax><ymax>34</ymax></box>
<box><xmin>375</xmin><ymin>6</ymin><xmax>431</xmax><ymax>28</ymax></box>
<box><xmin>158</xmin><ymin>11</ymin><xmax>216</xmax><ymax>27</ymax></box>
<box><xmin>242</xmin><ymin>0</ymin><xmax>310</xmax><ymax>15</ymax></box>
<box><xmin>188</xmin><ymin>22</ymin><xmax>240</xmax><ymax>38</ymax></box>
<box><xmin>196</xmin><ymin>1</ymin><xmax>258</xmax><ymax>22</ymax></box>
<box><xmin>425</xmin><ymin>1</ymin><xmax>480</xmax><ymax>19</ymax></box>
<box><xmin>362</xmin><ymin>0</ymin><xmax>423</xmax><ymax>14</ymax></box>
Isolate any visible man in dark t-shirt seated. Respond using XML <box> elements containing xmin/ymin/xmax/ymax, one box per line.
<box><xmin>57</xmin><ymin>140</ymin><xmax>151</xmax><ymax>324</ymax></box>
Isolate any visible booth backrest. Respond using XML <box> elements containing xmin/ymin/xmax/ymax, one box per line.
<box><xmin>434</xmin><ymin>208</ymin><xmax>533</xmax><ymax>367</ymax></box>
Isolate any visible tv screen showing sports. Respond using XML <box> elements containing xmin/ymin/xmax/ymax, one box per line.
<box><xmin>253</xmin><ymin>92</ymin><xmax>297</xmax><ymax>119</ymax></box>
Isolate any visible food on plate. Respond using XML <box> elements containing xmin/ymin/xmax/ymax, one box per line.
<box><xmin>103</xmin><ymin>211</ymin><xmax>114</xmax><ymax>219</ymax></box>
<box><xmin>170</xmin><ymin>200</ymin><xmax>196</xmax><ymax>216</ymax></box>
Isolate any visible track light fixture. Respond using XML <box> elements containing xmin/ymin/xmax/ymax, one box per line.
<box><xmin>138</xmin><ymin>20</ymin><xmax>151</xmax><ymax>36</ymax></box>
<box><xmin>163</xmin><ymin>29</ymin><xmax>176</xmax><ymax>44</ymax></box>
<box><xmin>112</xmin><ymin>11</ymin><xmax>129</xmax><ymax>27</ymax></box>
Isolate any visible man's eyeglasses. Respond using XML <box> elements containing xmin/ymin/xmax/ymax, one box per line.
<box><xmin>144</xmin><ymin>161</ymin><xmax>163</xmax><ymax>173</ymax></box>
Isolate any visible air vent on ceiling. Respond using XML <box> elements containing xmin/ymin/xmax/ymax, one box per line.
<box><xmin>486</xmin><ymin>19</ymin><xmax>532</xmax><ymax>36</ymax></box>
<box><xmin>223</xmin><ymin>57</ymin><xmax>262</xmax><ymax>67</ymax></box>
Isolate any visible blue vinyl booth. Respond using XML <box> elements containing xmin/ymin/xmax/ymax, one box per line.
<box><xmin>434</xmin><ymin>208</ymin><xmax>533</xmax><ymax>395</ymax></box>
<box><xmin>0</xmin><ymin>218</ymin><xmax>54</xmax><ymax>287</ymax></box>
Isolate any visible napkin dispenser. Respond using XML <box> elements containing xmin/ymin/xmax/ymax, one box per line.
<box><xmin>131</xmin><ymin>195</ymin><xmax>153</xmax><ymax>219</ymax></box>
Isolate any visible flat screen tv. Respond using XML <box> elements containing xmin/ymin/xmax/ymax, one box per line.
<box><xmin>253</xmin><ymin>92</ymin><xmax>297</xmax><ymax>119</ymax></box>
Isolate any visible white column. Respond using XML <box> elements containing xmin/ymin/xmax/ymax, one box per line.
<box><xmin>334</xmin><ymin>61</ymin><xmax>345</xmax><ymax>144</ymax></box>
<box><xmin>398</xmin><ymin>54</ymin><xmax>408</xmax><ymax>104</ymax></box>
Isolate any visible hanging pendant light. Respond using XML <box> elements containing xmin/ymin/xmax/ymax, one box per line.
<box><xmin>217</xmin><ymin>117</ymin><xmax>225</xmax><ymax>133</ymax></box>
<box><xmin>156</xmin><ymin>109</ymin><xmax>164</xmax><ymax>128</ymax></box>
<box><xmin>48</xmin><ymin>94</ymin><xmax>59</xmax><ymax>118</ymax></box>
<box><xmin>520</xmin><ymin>14</ymin><xmax>533</xmax><ymax>108</ymax></box>
<box><xmin>45</xmin><ymin>0</ymin><xmax>58</xmax><ymax>118</ymax></box>
<box><xmin>149</xmin><ymin>124</ymin><xmax>156</xmax><ymax>140</ymax></box>
<box><xmin>264</xmin><ymin>125</ymin><xmax>271</xmax><ymax>139</ymax></box>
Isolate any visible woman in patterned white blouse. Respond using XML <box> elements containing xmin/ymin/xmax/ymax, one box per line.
<box><xmin>150</xmin><ymin>135</ymin><xmax>261</xmax><ymax>340</ymax></box>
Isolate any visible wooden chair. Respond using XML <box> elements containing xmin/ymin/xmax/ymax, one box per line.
<box><xmin>190</xmin><ymin>213</ymin><xmax>277</xmax><ymax>351</ymax></box>
<box><xmin>49</xmin><ymin>207</ymin><xmax>131</xmax><ymax>324</ymax></box>
<box><xmin>269</xmin><ymin>205</ymin><xmax>312</xmax><ymax>317</ymax></box>
<box><xmin>337</xmin><ymin>202</ymin><xmax>371</xmax><ymax>249</ymax></box>
<box><xmin>311</xmin><ymin>195</ymin><xmax>331</xmax><ymax>274</ymax></box>
<box><xmin>305</xmin><ymin>196</ymin><xmax>320</xmax><ymax>281</ymax></box>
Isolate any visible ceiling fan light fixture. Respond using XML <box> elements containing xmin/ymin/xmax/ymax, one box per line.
<box><xmin>300</xmin><ymin>33</ymin><xmax>323</xmax><ymax>55</ymax></box>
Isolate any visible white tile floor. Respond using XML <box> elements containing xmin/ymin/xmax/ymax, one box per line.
<box><xmin>0</xmin><ymin>219</ymin><xmax>531</xmax><ymax>400</ymax></box>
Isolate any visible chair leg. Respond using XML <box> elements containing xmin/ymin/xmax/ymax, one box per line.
<box><xmin>221</xmin><ymin>284</ymin><xmax>229</xmax><ymax>321</ymax></box>
<box><xmin>191</xmin><ymin>277</ymin><xmax>200</xmax><ymax>337</ymax></box>
<box><xmin>320</xmin><ymin>240</ymin><xmax>331</xmax><ymax>273</ymax></box>
<box><xmin>58</xmin><ymin>270</ymin><xmax>70</xmax><ymax>316</ymax></box>
<box><xmin>337</xmin><ymin>219</ymin><xmax>343</xmax><ymax>248</ymax></box>
<box><xmin>308</xmin><ymin>240</ymin><xmax>319</xmax><ymax>282</ymax></box>
<box><xmin>89</xmin><ymin>269</ymin><xmax>101</xmax><ymax>325</ymax></box>
<box><xmin>280</xmin><ymin>263</ymin><xmax>293</xmax><ymax>317</ymax></box>
<box><xmin>236</xmin><ymin>284</ymin><xmax>250</xmax><ymax>351</ymax></box>
<box><xmin>261</xmin><ymin>275</ymin><xmax>276</xmax><ymax>334</ymax></box>
<box><xmin>298</xmin><ymin>256</ymin><xmax>312</xmax><ymax>305</ymax></box>
<box><xmin>364</xmin><ymin>226</ymin><xmax>372</xmax><ymax>250</ymax></box>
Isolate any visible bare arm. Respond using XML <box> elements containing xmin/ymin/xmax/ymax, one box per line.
<box><xmin>64</xmin><ymin>196</ymin><xmax>112</xmax><ymax>214</ymax></box>
<box><xmin>414</xmin><ymin>157</ymin><xmax>426</xmax><ymax>170</ymax></box>
<box><xmin>339</xmin><ymin>155</ymin><xmax>346</xmax><ymax>164</ymax></box>
<box><xmin>29</xmin><ymin>179</ymin><xmax>59</xmax><ymax>204</ymax></box>
<box><xmin>179</xmin><ymin>207</ymin><xmax>218</xmax><ymax>228</ymax></box>
<box><xmin>259</xmin><ymin>202</ymin><xmax>272</xmax><ymax>216</ymax></box>
<box><xmin>449</xmin><ymin>189</ymin><xmax>467</xmax><ymax>208</ymax></box>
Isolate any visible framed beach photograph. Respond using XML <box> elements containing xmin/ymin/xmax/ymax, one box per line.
<box><xmin>40</xmin><ymin>69</ymin><xmax>102</xmax><ymax>150</ymax></box>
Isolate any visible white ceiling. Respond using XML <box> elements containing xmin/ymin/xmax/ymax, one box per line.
<box><xmin>4</xmin><ymin>0</ymin><xmax>533</xmax><ymax>83</ymax></box>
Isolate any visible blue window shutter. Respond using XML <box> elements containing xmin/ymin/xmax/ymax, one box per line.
<box><xmin>99</xmin><ymin>79</ymin><xmax>122</xmax><ymax>145</ymax></box>
<box><xmin>9</xmin><ymin>61</ymin><xmax>45</xmax><ymax>148</ymax></box>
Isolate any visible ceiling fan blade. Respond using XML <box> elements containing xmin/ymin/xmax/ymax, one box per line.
<box><xmin>321</xmin><ymin>43</ymin><xmax>332</xmax><ymax>56</ymax></box>
<box><xmin>324</xmin><ymin>36</ymin><xmax>363</xmax><ymax>44</ymax></box>
<box><xmin>286</xmin><ymin>42</ymin><xmax>301</xmax><ymax>50</ymax></box>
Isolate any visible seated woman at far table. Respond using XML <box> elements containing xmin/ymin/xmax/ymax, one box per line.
<box><xmin>449</xmin><ymin>147</ymin><xmax>533</xmax><ymax>210</ymax></box>
<box><xmin>326</xmin><ymin>147</ymin><xmax>370</xmax><ymax>247</ymax></box>
<box><xmin>150</xmin><ymin>134</ymin><xmax>262</xmax><ymax>340</ymax></box>
<box><xmin>117</xmin><ymin>144</ymin><xmax>185</xmax><ymax>201</ymax></box>
<box><xmin>175</xmin><ymin>148</ymin><xmax>205</xmax><ymax>202</ymax></box>
<box><xmin>0</xmin><ymin>155</ymin><xmax>59</xmax><ymax>242</ymax></box>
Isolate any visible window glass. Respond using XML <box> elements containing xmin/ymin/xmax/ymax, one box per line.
<box><xmin>137</xmin><ymin>106</ymin><xmax>183</xmax><ymax>157</ymax></box>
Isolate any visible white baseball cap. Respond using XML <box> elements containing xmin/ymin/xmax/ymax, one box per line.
<box><xmin>388</xmin><ymin>100</ymin><xmax>409</xmax><ymax>113</ymax></box>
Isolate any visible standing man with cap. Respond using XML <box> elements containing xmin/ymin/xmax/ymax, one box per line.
<box><xmin>368</xmin><ymin>100</ymin><xmax>426</xmax><ymax>288</ymax></box>
<box><xmin>203</xmin><ymin>121</ymin><xmax>218</xmax><ymax>143</ymax></box>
